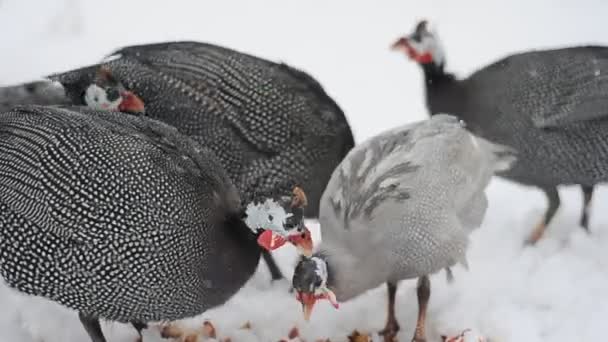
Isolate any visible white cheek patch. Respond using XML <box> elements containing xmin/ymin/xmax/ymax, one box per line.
<box><xmin>310</xmin><ymin>257</ymin><xmax>339</xmax><ymax>308</ymax></box>
<box><xmin>311</xmin><ymin>257</ymin><xmax>327</xmax><ymax>287</ymax></box>
<box><xmin>244</xmin><ymin>199</ymin><xmax>292</xmax><ymax>234</ymax></box>
<box><xmin>410</xmin><ymin>33</ymin><xmax>445</xmax><ymax>66</ymax></box>
<box><xmin>84</xmin><ymin>84</ymin><xmax>122</xmax><ymax>110</ymax></box>
<box><xmin>312</xmin><ymin>256</ymin><xmax>329</xmax><ymax>290</ymax></box>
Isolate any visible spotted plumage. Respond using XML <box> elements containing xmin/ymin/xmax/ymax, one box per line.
<box><xmin>393</xmin><ymin>20</ymin><xmax>608</xmax><ymax>243</ymax></box>
<box><xmin>0</xmin><ymin>105</ymin><xmax>286</xmax><ymax>341</ymax></box>
<box><xmin>0</xmin><ymin>41</ymin><xmax>354</xmax><ymax>217</ymax></box>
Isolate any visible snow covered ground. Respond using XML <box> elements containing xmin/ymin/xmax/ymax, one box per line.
<box><xmin>1</xmin><ymin>0</ymin><xmax>608</xmax><ymax>341</ymax></box>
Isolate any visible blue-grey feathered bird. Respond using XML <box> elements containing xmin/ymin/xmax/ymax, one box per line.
<box><xmin>392</xmin><ymin>20</ymin><xmax>608</xmax><ymax>244</ymax></box>
<box><xmin>292</xmin><ymin>115</ymin><xmax>514</xmax><ymax>342</ymax></box>
<box><xmin>0</xmin><ymin>105</ymin><xmax>308</xmax><ymax>342</ymax></box>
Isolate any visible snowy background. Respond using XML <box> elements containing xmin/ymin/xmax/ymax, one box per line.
<box><xmin>1</xmin><ymin>0</ymin><xmax>608</xmax><ymax>341</ymax></box>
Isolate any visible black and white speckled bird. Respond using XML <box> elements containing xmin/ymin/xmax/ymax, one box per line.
<box><xmin>292</xmin><ymin>115</ymin><xmax>515</xmax><ymax>342</ymax></box>
<box><xmin>0</xmin><ymin>105</ymin><xmax>310</xmax><ymax>342</ymax></box>
<box><xmin>0</xmin><ymin>42</ymin><xmax>353</xmax><ymax>278</ymax></box>
<box><xmin>0</xmin><ymin>41</ymin><xmax>354</xmax><ymax>219</ymax></box>
<box><xmin>392</xmin><ymin>20</ymin><xmax>608</xmax><ymax>244</ymax></box>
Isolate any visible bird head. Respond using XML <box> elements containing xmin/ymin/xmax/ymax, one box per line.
<box><xmin>292</xmin><ymin>255</ymin><xmax>339</xmax><ymax>321</ymax></box>
<box><xmin>245</xmin><ymin>186</ymin><xmax>314</xmax><ymax>256</ymax></box>
<box><xmin>83</xmin><ymin>67</ymin><xmax>145</xmax><ymax>114</ymax></box>
<box><xmin>391</xmin><ymin>20</ymin><xmax>445</xmax><ymax>67</ymax></box>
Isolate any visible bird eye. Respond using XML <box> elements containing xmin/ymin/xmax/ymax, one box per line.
<box><xmin>106</xmin><ymin>87</ymin><xmax>120</xmax><ymax>101</ymax></box>
<box><xmin>284</xmin><ymin>217</ymin><xmax>296</xmax><ymax>229</ymax></box>
<box><xmin>314</xmin><ymin>279</ymin><xmax>322</xmax><ymax>287</ymax></box>
<box><xmin>268</xmin><ymin>214</ymin><xmax>273</xmax><ymax>221</ymax></box>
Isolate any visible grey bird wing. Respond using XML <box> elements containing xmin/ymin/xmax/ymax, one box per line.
<box><xmin>320</xmin><ymin>114</ymin><xmax>505</xmax><ymax>268</ymax></box>
<box><xmin>473</xmin><ymin>46</ymin><xmax>608</xmax><ymax>128</ymax></box>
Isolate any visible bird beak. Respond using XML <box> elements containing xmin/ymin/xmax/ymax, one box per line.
<box><xmin>299</xmin><ymin>292</ymin><xmax>317</xmax><ymax>321</ymax></box>
<box><xmin>119</xmin><ymin>91</ymin><xmax>145</xmax><ymax>114</ymax></box>
<box><xmin>391</xmin><ymin>37</ymin><xmax>408</xmax><ymax>52</ymax></box>
<box><xmin>257</xmin><ymin>230</ymin><xmax>288</xmax><ymax>251</ymax></box>
<box><xmin>287</xmin><ymin>226</ymin><xmax>313</xmax><ymax>257</ymax></box>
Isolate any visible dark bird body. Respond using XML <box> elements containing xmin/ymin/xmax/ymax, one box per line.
<box><xmin>1</xmin><ymin>41</ymin><xmax>355</xmax><ymax>218</ymax></box>
<box><xmin>393</xmin><ymin>21</ymin><xmax>608</xmax><ymax>243</ymax></box>
<box><xmin>0</xmin><ymin>41</ymin><xmax>349</xmax><ymax>280</ymax></box>
<box><xmin>0</xmin><ymin>105</ymin><xmax>263</xmax><ymax>340</ymax></box>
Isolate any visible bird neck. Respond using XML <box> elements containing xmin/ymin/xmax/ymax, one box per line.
<box><xmin>222</xmin><ymin>213</ymin><xmax>262</xmax><ymax>265</ymax></box>
<box><xmin>421</xmin><ymin>61</ymin><xmax>454</xmax><ymax>85</ymax></box>
<box><xmin>316</xmin><ymin>244</ymin><xmax>393</xmax><ymax>302</ymax></box>
<box><xmin>420</xmin><ymin>62</ymin><xmax>464</xmax><ymax>118</ymax></box>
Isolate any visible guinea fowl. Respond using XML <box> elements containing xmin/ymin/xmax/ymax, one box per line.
<box><xmin>0</xmin><ymin>42</ymin><xmax>353</xmax><ymax>280</ymax></box>
<box><xmin>0</xmin><ymin>41</ymin><xmax>354</xmax><ymax>219</ymax></box>
<box><xmin>0</xmin><ymin>105</ymin><xmax>309</xmax><ymax>342</ymax></box>
<box><xmin>392</xmin><ymin>20</ymin><xmax>608</xmax><ymax>244</ymax></box>
<box><xmin>292</xmin><ymin>115</ymin><xmax>515</xmax><ymax>342</ymax></box>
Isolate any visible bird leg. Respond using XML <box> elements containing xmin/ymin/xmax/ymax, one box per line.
<box><xmin>379</xmin><ymin>282</ymin><xmax>400</xmax><ymax>342</ymax></box>
<box><xmin>78</xmin><ymin>313</ymin><xmax>107</xmax><ymax>342</ymax></box>
<box><xmin>131</xmin><ymin>321</ymin><xmax>147</xmax><ymax>342</ymax></box>
<box><xmin>412</xmin><ymin>276</ymin><xmax>430</xmax><ymax>342</ymax></box>
<box><xmin>526</xmin><ymin>187</ymin><xmax>560</xmax><ymax>245</ymax></box>
<box><xmin>580</xmin><ymin>185</ymin><xmax>594</xmax><ymax>231</ymax></box>
<box><xmin>262</xmin><ymin>250</ymin><xmax>284</xmax><ymax>281</ymax></box>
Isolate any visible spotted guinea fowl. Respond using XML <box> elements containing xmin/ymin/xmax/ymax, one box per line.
<box><xmin>292</xmin><ymin>115</ymin><xmax>515</xmax><ymax>342</ymax></box>
<box><xmin>0</xmin><ymin>42</ymin><xmax>351</xmax><ymax>279</ymax></box>
<box><xmin>0</xmin><ymin>105</ymin><xmax>309</xmax><ymax>342</ymax></box>
<box><xmin>0</xmin><ymin>41</ymin><xmax>354</xmax><ymax>219</ymax></box>
<box><xmin>391</xmin><ymin>20</ymin><xmax>608</xmax><ymax>244</ymax></box>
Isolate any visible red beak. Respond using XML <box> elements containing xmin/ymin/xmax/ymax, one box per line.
<box><xmin>257</xmin><ymin>230</ymin><xmax>288</xmax><ymax>251</ymax></box>
<box><xmin>118</xmin><ymin>91</ymin><xmax>145</xmax><ymax>114</ymax></box>
<box><xmin>298</xmin><ymin>292</ymin><xmax>317</xmax><ymax>321</ymax></box>
<box><xmin>391</xmin><ymin>37</ymin><xmax>408</xmax><ymax>51</ymax></box>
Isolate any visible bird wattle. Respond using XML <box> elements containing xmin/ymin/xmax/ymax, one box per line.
<box><xmin>118</xmin><ymin>91</ymin><xmax>145</xmax><ymax>113</ymax></box>
<box><xmin>257</xmin><ymin>230</ymin><xmax>288</xmax><ymax>251</ymax></box>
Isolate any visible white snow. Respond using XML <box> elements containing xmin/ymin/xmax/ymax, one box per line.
<box><xmin>1</xmin><ymin>0</ymin><xmax>608</xmax><ymax>341</ymax></box>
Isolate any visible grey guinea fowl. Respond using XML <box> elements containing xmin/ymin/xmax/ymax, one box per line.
<box><xmin>0</xmin><ymin>105</ymin><xmax>308</xmax><ymax>342</ymax></box>
<box><xmin>291</xmin><ymin>115</ymin><xmax>515</xmax><ymax>342</ymax></box>
<box><xmin>392</xmin><ymin>20</ymin><xmax>608</xmax><ymax>244</ymax></box>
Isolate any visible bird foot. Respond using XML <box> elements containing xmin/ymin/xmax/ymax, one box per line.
<box><xmin>379</xmin><ymin>321</ymin><xmax>399</xmax><ymax>342</ymax></box>
<box><xmin>580</xmin><ymin>216</ymin><xmax>591</xmax><ymax>233</ymax></box>
<box><xmin>411</xmin><ymin>337</ymin><xmax>426</xmax><ymax>342</ymax></box>
<box><xmin>441</xmin><ymin>329</ymin><xmax>471</xmax><ymax>342</ymax></box>
<box><xmin>525</xmin><ymin>221</ymin><xmax>546</xmax><ymax>245</ymax></box>
<box><xmin>380</xmin><ymin>333</ymin><xmax>397</xmax><ymax>342</ymax></box>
